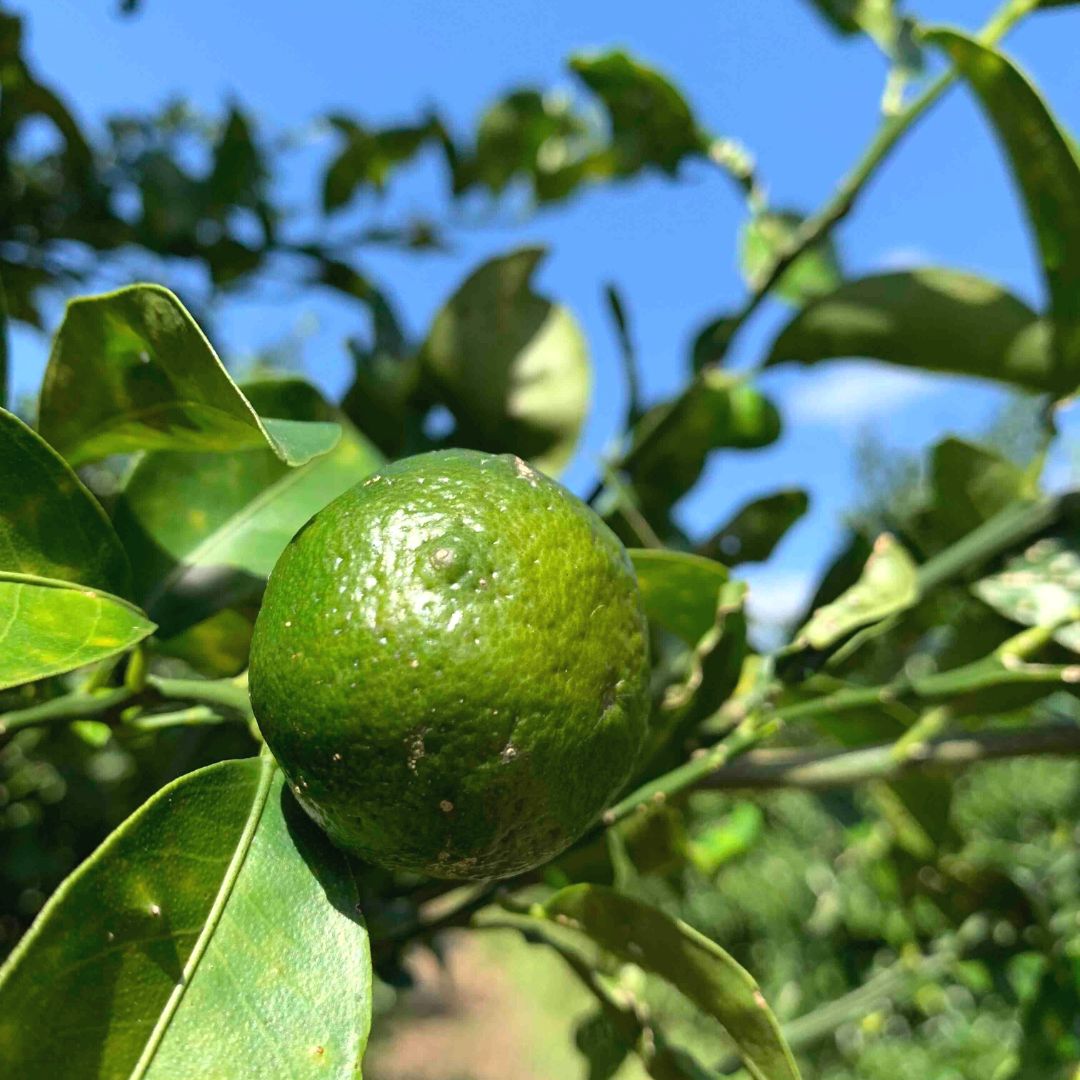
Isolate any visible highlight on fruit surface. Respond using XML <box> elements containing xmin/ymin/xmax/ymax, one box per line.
<box><xmin>249</xmin><ymin>449</ymin><xmax>651</xmax><ymax>879</ymax></box>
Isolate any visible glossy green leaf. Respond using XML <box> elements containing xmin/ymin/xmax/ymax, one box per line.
<box><xmin>418</xmin><ymin>247</ymin><xmax>590</xmax><ymax>474</ymax></box>
<box><xmin>973</xmin><ymin>534</ymin><xmax>1080</xmax><ymax>652</ymax></box>
<box><xmin>0</xmin><ymin>756</ymin><xmax>371</xmax><ymax>1078</ymax></box>
<box><xmin>797</xmin><ymin>533</ymin><xmax>918</xmax><ymax>649</ymax></box>
<box><xmin>630</xmin><ymin>549</ymin><xmax>730</xmax><ymax>646</ymax></box>
<box><xmin>765</xmin><ymin>269</ymin><xmax>1055</xmax><ymax>392</ymax></box>
<box><xmin>0</xmin><ymin>406</ymin><xmax>130</xmax><ymax>594</ymax></box>
<box><xmin>0</xmin><ymin>574</ymin><xmax>155</xmax><ymax>691</ymax></box>
<box><xmin>568</xmin><ymin>50</ymin><xmax>707</xmax><ymax>176</ymax></box>
<box><xmin>113</xmin><ymin>378</ymin><xmax>382</xmax><ymax>635</ymax></box>
<box><xmin>739</xmin><ymin>211</ymin><xmax>842</xmax><ymax>305</ymax></box>
<box><xmin>629</xmin><ymin>373</ymin><xmax>781</xmax><ymax>518</ymax></box>
<box><xmin>698</xmin><ymin>489</ymin><xmax>809</xmax><ymax>566</ymax></box>
<box><xmin>926</xmin><ymin>30</ymin><xmax>1080</xmax><ymax>382</ymax></box>
<box><xmin>543</xmin><ymin>885</ymin><xmax>801</xmax><ymax>1080</ymax></box>
<box><xmin>38</xmin><ymin>285</ymin><xmax>341</xmax><ymax>466</ymax></box>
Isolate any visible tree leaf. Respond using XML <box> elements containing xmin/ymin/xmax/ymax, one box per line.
<box><xmin>471</xmin><ymin>89</ymin><xmax>592</xmax><ymax>202</ymax></box>
<box><xmin>0</xmin><ymin>406</ymin><xmax>130</xmax><ymax>594</ymax></box>
<box><xmin>973</xmin><ymin>533</ymin><xmax>1080</xmax><ymax>653</ymax></box>
<box><xmin>909</xmin><ymin>437</ymin><xmax>1035</xmax><ymax>556</ymax></box>
<box><xmin>925</xmin><ymin>30</ymin><xmax>1080</xmax><ymax>384</ymax></box>
<box><xmin>113</xmin><ymin>378</ymin><xmax>382</xmax><ymax>635</ymax></box>
<box><xmin>697</xmin><ymin>489</ymin><xmax>809</xmax><ymax>566</ymax></box>
<box><xmin>764</xmin><ymin>269</ymin><xmax>1055</xmax><ymax>391</ymax></box>
<box><xmin>323</xmin><ymin>116</ymin><xmax>436</xmax><ymax>212</ymax></box>
<box><xmin>38</xmin><ymin>285</ymin><xmax>341</xmax><ymax>466</ymax></box>
<box><xmin>543</xmin><ymin>885</ymin><xmax>801</xmax><ymax>1080</ymax></box>
<box><xmin>629</xmin><ymin>373</ymin><xmax>781</xmax><ymax>518</ymax></box>
<box><xmin>568</xmin><ymin>50</ymin><xmax>707</xmax><ymax>176</ymax></box>
<box><xmin>0</xmin><ymin>573</ymin><xmax>155</xmax><ymax>691</ymax></box>
<box><xmin>739</xmin><ymin>211</ymin><xmax>842</xmax><ymax>305</ymax></box>
<box><xmin>418</xmin><ymin>247</ymin><xmax>590</xmax><ymax>474</ymax></box>
<box><xmin>796</xmin><ymin>533</ymin><xmax>918</xmax><ymax>649</ymax></box>
<box><xmin>629</xmin><ymin>549</ymin><xmax>730</xmax><ymax>646</ymax></box>
<box><xmin>0</xmin><ymin>756</ymin><xmax>371</xmax><ymax>1078</ymax></box>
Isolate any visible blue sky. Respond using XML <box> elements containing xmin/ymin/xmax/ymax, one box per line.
<box><xmin>13</xmin><ymin>0</ymin><xmax>1080</xmax><ymax>632</ymax></box>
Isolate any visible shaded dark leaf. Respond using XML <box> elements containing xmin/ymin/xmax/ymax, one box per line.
<box><xmin>569</xmin><ymin>50</ymin><xmax>707</xmax><ymax>176</ymax></box>
<box><xmin>766</xmin><ymin>268</ymin><xmax>1053</xmax><ymax>391</ymax></box>
<box><xmin>698</xmin><ymin>490</ymin><xmax>809</xmax><ymax>566</ymax></box>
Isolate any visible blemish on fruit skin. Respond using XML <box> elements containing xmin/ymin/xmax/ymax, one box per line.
<box><xmin>406</xmin><ymin>731</ymin><xmax>426</xmax><ymax>772</ymax></box>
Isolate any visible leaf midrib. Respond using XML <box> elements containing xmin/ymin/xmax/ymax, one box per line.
<box><xmin>128</xmin><ymin>754</ymin><xmax>277</xmax><ymax>1080</ymax></box>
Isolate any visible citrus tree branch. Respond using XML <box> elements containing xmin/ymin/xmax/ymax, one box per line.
<box><xmin>0</xmin><ymin>674</ymin><xmax>253</xmax><ymax>738</ymax></box>
<box><xmin>0</xmin><ymin>686</ymin><xmax>135</xmax><ymax>737</ymax></box>
<box><xmin>698</xmin><ymin>725</ymin><xmax>1080</xmax><ymax>791</ymax></box>
<box><xmin>585</xmin><ymin>0</ymin><xmax>1040</xmax><ymax>507</ymax></box>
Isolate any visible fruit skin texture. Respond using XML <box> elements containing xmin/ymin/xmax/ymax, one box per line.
<box><xmin>249</xmin><ymin>449</ymin><xmax>650</xmax><ymax>879</ymax></box>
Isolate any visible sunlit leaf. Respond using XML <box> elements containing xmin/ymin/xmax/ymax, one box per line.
<box><xmin>797</xmin><ymin>533</ymin><xmax>918</xmax><ymax>649</ymax></box>
<box><xmin>39</xmin><ymin>285</ymin><xmax>341</xmax><ymax>466</ymax></box>
<box><xmin>0</xmin><ymin>574</ymin><xmax>155</xmax><ymax>691</ymax></box>
<box><xmin>765</xmin><ymin>269</ymin><xmax>1053</xmax><ymax>391</ymax></box>
<box><xmin>926</xmin><ymin>30</ymin><xmax>1080</xmax><ymax>384</ymax></box>
<box><xmin>418</xmin><ymin>247</ymin><xmax>590</xmax><ymax>474</ymax></box>
<box><xmin>0</xmin><ymin>756</ymin><xmax>371</xmax><ymax>1078</ymax></box>
<box><xmin>543</xmin><ymin>885</ymin><xmax>801</xmax><ymax>1080</ymax></box>
<box><xmin>974</xmin><ymin>533</ymin><xmax>1080</xmax><ymax>652</ymax></box>
<box><xmin>113</xmin><ymin>379</ymin><xmax>382</xmax><ymax>635</ymax></box>
<box><xmin>0</xmin><ymin>406</ymin><xmax>130</xmax><ymax>594</ymax></box>
<box><xmin>630</xmin><ymin>549</ymin><xmax>730</xmax><ymax>646</ymax></box>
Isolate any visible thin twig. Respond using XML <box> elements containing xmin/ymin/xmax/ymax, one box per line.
<box><xmin>584</xmin><ymin>0</ymin><xmax>1040</xmax><ymax>507</ymax></box>
<box><xmin>697</xmin><ymin>725</ymin><xmax>1080</xmax><ymax>791</ymax></box>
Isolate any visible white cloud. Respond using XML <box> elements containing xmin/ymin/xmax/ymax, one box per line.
<box><xmin>784</xmin><ymin>364</ymin><xmax>937</xmax><ymax>428</ymax></box>
<box><xmin>877</xmin><ymin>246</ymin><xmax>933</xmax><ymax>270</ymax></box>
<box><xmin>742</xmin><ymin>568</ymin><xmax>816</xmax><ymax>631</ymax></box>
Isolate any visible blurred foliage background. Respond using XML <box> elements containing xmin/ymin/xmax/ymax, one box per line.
<box><xmin>3</xmin><ymin>1</ymin><xmax>1080</xmax><ymax>1077</ymax></box>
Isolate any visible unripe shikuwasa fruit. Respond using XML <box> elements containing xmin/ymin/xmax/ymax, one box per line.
<box><xmin>249</xmin><ymin>449</ymin><xmax>650</xmax><ymax>879</ymax></box>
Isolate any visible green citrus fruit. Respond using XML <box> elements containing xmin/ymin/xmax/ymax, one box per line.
<box><xmin>249</xmin><ymin>448</ymin><xmax>650</xmax><ymax>879</ymax></box>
